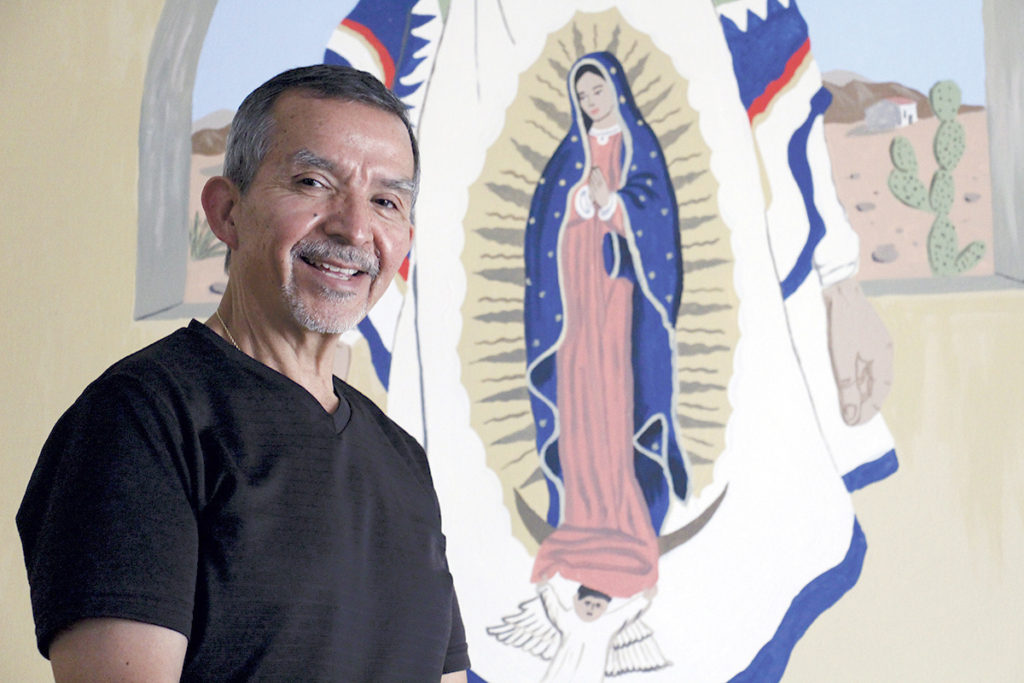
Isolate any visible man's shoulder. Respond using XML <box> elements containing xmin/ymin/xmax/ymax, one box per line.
<box><xmin>79</xmin><ymin>323</ymin><xmax>222</xmax><ymax>406</ymax></box>
<box><xmin>99</xmin><ymin>322</ymin><xmax>218</xmax><ymax>380</ymax></box>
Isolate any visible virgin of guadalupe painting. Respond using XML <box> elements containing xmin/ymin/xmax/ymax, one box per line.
<box><xmin>449</xmin><ymin>9</ymin><xmax>741</xmax><ymax>676</ymax></box>
<box><xmin>523</xmin><ymin>52</ymin><xmax>687</xmax><ymax>599</ymax></box>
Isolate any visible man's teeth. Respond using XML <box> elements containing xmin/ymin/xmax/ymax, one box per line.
<box><xmin>306</xmin><ymin>257</ymin><xmax>359</xmax><ymax>277</ymax></box>
<box><xmin>322</xmin><ymin>263</ymin><xmax>358</xmax><ymax>275</ymax></box>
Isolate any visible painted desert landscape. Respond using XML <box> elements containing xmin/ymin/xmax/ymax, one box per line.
<box><xmin>820</xmin><ymin>71</ymin><xmax>994</xmax><ymax>281</ymax></box>
<box><xmin>185</xmin><ymin>110</ymin><xmax>232</xmax><ymax>305</ymax></box>
<box><xmin>183</xmin><ymin>72</ymin><xmax>996</xmax><ymax>305</ymax></box>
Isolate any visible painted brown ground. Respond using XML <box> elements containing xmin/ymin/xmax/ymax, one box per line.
<box><xmin>823</xmin><ymin>110</ymin><xmax>994</xmax><ymax>281</ymax></box>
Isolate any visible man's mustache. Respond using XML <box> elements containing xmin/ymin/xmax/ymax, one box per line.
<box><xmin>292</xmin><ymin>240</ymin><xmax>380</xmax><ymax>278</ymax></box>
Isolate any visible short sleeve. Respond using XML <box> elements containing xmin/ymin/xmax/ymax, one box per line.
<box><xmin>443</xmin><ymin>590</ymin><xmax>471</xmax><ymax>674</ymax></box>
<box><xmin>16</xmin><ymin>373</ymin><xmax>199</xmax><ymax>657</ymax></box>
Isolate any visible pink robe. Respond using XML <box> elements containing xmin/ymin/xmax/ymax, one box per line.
<box><xmin>531</xmin><ymin>129</ymin><xmax>660</xmax><ymax>598</ymax></box>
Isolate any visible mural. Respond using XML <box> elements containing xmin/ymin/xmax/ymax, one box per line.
<box><xmin>463</xmin><ymin>39</ymin><xmax>737</xmax><ymax>678</ymax></box>
<box><xmin>145</xmin><ymin>0</ymin><xmax>994</xmax><ymax>331</ymax></box>
<box><xmin>456</xmin><ymin>34</ymin><xmax>738</xmax><ymax>559</ymax></box>
<box><xmin>411</xmin><ymin>1</ymin><xmax>896</xmax><ymax>680</ymax></box>
<box><xmin>798</xmin><ymin>0</ymin><xmax>993</xmax><ymax>281</ymax></box>
<box><xmin>522</xmin><ymin>51</ymin><xmax>686</xmax><ymax>596</ymax></box>
<box><xmin>136</xmin><ymin>0</ymin><xmax>999</xmax><ymax>679</ymax></box>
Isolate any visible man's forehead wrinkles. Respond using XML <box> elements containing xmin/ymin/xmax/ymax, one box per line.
<box><xmin>289</xmin><ymin>148</ymin><xmax>411</xmax><ymax>189</ymax></box>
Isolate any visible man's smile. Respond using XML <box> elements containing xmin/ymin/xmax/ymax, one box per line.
<box><xmin>301</xmin><ymin>257</ymin><xmax>361</xmax><ymax>280</ymax></box>
<box><xmin>293</xmin><ymin>240</ymin><xmax>380</xmax><ymax>285</ymax></box>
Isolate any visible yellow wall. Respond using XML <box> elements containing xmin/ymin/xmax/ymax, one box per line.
<box><xmin>789</xmin><ymin>292</ymin><xmax>1024</xmax><ymax>681</ymax></box>
<box><xmin>2</xmin><ymin>2</ymin><xmax>1021</xmax><ymax>680</ymax></box>
<box><xmin>1</xmin><ymin>2</ymin><xmax>179</xmax><ymax>679</ymax></box>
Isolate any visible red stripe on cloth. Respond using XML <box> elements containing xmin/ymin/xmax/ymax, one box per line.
<box><xmin>341</xmin><ymin>18</ymin><xmax>396</xmax><ymax>87</ymax></box>
<box><xmin>747</xmin><ymin>38</ymin><xmax>811</xmax><ymax>123</ymax></box>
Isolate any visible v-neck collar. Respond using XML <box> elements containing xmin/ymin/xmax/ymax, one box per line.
<box><xmin>189</xmin><ymin>319</ymin><xmax>352</xmax><ymax>433</ymax></box>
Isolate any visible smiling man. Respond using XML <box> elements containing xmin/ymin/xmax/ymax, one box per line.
<box><xmin>17</xmin><ymin>65</ymin><xmax>469</xmax><ymax>682</ymax></box>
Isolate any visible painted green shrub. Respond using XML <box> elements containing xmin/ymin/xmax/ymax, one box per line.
<box><xmin>189</xmin><ymin>211</ymin><xmax>227</xmax><ymax>261</ymax></box>
<box><xmin>887</xmin><ymin>80</ymin><xmax>984</xmax><ymax>276</ymax></box>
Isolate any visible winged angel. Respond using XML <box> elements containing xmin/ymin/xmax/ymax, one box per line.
<box><xmin>489</xmin><ymin>577</ymin><xmax>667</xmax><ymax>680</ymax></box>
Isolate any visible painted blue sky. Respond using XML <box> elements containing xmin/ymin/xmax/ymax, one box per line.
<box><xmin>192</xmin><ymin>0</ymin><xmax>358</xmax><ymax>121</ymax></box>
<box><xmin>192</xmin><ymin>0</ymin><xmax>988</xmax><ymax>121</ymax></box>
<box><xmin>799</xmin><ymin>0</ymin><xmax>986</xmax><ymax>104</ymax></box>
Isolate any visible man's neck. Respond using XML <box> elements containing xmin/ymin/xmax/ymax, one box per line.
<box><xmin>206</xmin><ymin>302</ymin><xmax>341</xmax><ymax>413</ymax></box>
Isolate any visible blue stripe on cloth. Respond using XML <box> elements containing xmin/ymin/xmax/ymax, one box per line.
<box><xmin>843</xmin><ymin>449</ymin><xmax>899</xmax><ymax>492</ymax></box>
<box><xmin>719</xmin><ymin>0</ymin><xmax>809</xmax><ymax>111</ymax></box>
<box><xmin>322</xmin><ymin>0</ymin><xmax>434</xmax><ymax>100</ymax></box>
<box><xmin>779</xmin><ymin>86</ymin><xmax>832</xmax><ymax>299</ymax></box>
<box><xmin>356</xmin><ymin>317</ymin><xmax>392</xmax><ymax>389</ymax></box>
<box><xmin>322</xmin><ymin>51</ymin><xmax>351</xmax><ymax>67</ymax></box>
<box><xmin>467</xmin><ymin>669</ymin><xmax>487</xmax><ymax>682</ymax></box>
<box><xmin>729</xmin><ymin>518</ymin><xmax>867</xmax><ymax>682</ymax></box>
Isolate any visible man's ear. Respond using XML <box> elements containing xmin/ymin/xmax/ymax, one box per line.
<box><xmin>201</xmin><ymin>176</ymin><xmax>241</xmax><ymax>250</ymax></box>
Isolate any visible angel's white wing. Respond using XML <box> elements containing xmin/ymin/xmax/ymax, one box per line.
<box><xmin>605</xmin><ymin>617</ymin><xmax>671</xmax><ymax>676</ymax></box>
<box><xmin>486</xmin><ymin>595</ymin><xmax>562</xmax><ymax>661</ymax></box>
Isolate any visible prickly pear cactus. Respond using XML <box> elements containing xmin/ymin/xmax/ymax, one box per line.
<box><xmin>955</xmin><ymin>240</ymin><xmax>986</xmax><ymax>273</ymax></box>
<box><xmin>934</xmin><ymin>119</ymin><xmax>966</xmax><ymax>170</ymax></box>
<box><xmin>888</xmin><ymin>137</ymin><xmax>927</xmax><ymax>209</ymax></box>
<box><xmin>928</xmin><ymin>215</ymin><xmax>985</xmax><ymax>276</ymax></box>
<box><xmin>888</xmin><ymin>170</ymin><xmax>927</xmax><ymax>211</ymax></box>
<box><xmin>929</xmin><ymin>169</ymin><xmax>955</xmax><ymax>215</ymax></box>
<box><xmin>890</xmin><ymin>136</ymin><xmax>918</xmax><ymax>172</ymax></box>
<box><xmin>929</xmin><ymin>80</ymin><xmax>961</xmax><ymax>121</ymax></box>
<box><xmin>927</xmin><ymin>215</ymin><xmax>958</xmax><ymax>275</ymax></box>
<box><xmin>886</xmin><ymin>79</ymin><xmax>984</xmax><ymax>276</ymax></box>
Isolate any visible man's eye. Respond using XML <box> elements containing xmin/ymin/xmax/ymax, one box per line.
<box><xmin>374</xmin><ymin>197</ymin><xmax>398</xmax><ymax>210</ymax></box>
<box><xmin>298</xmin><ymin>177</ymin><xmax>324</xmax><ymax>188</ymax></box>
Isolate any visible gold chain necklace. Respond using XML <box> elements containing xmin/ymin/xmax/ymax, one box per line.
<box><xmin>214</xmin><ymin>309</ymin><xmax>240</xmax><ymax>350</ymax></box>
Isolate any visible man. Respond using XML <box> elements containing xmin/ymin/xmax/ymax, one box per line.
<box><xmin>17</xmin><ymin>65</ymin><xmax>470</xmax><ymax>681</ymax></box>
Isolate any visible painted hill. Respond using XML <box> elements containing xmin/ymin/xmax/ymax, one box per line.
<box><xmin>821</xmin><ymin>71</ymin><xmax>983</xmax><ymax>124</ymax></box>
<box><xmin>191</xmin><ymin>109</ymin><xmax>233</xmax><ymax>156</ymax></box>
<box><xmin>192</xmin><ymin>124</ymin><xmax>230</xmax><ymax>156</ymax></box>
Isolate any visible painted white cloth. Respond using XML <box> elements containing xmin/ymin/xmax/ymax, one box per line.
<box><xmin>392</xmin><ymin>1</ymin><xmax>896</xmax><ymax>680</ymax></box>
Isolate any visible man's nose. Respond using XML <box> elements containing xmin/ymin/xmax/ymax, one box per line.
<box><xmin>323</xmin><ymin>194</ymin><xmax>373</xmax><ymax>245</ymax></box>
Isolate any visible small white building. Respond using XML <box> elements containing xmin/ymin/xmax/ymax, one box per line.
<box><xmin>864</xmin><ymin>97</ymin><xmax>918</xmax><ymax>131</ymax></box>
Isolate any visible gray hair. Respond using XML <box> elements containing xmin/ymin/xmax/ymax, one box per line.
<box><xmin>222</xmin><ymin>64</ymin><xmax>419</xmax><ymax>203</ymax></box>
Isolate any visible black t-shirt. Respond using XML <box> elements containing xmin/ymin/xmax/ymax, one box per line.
<box><xmin>17</xmin><ymin>321</ymin><xmax>469</xmax><ymax>680</ymax></box>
